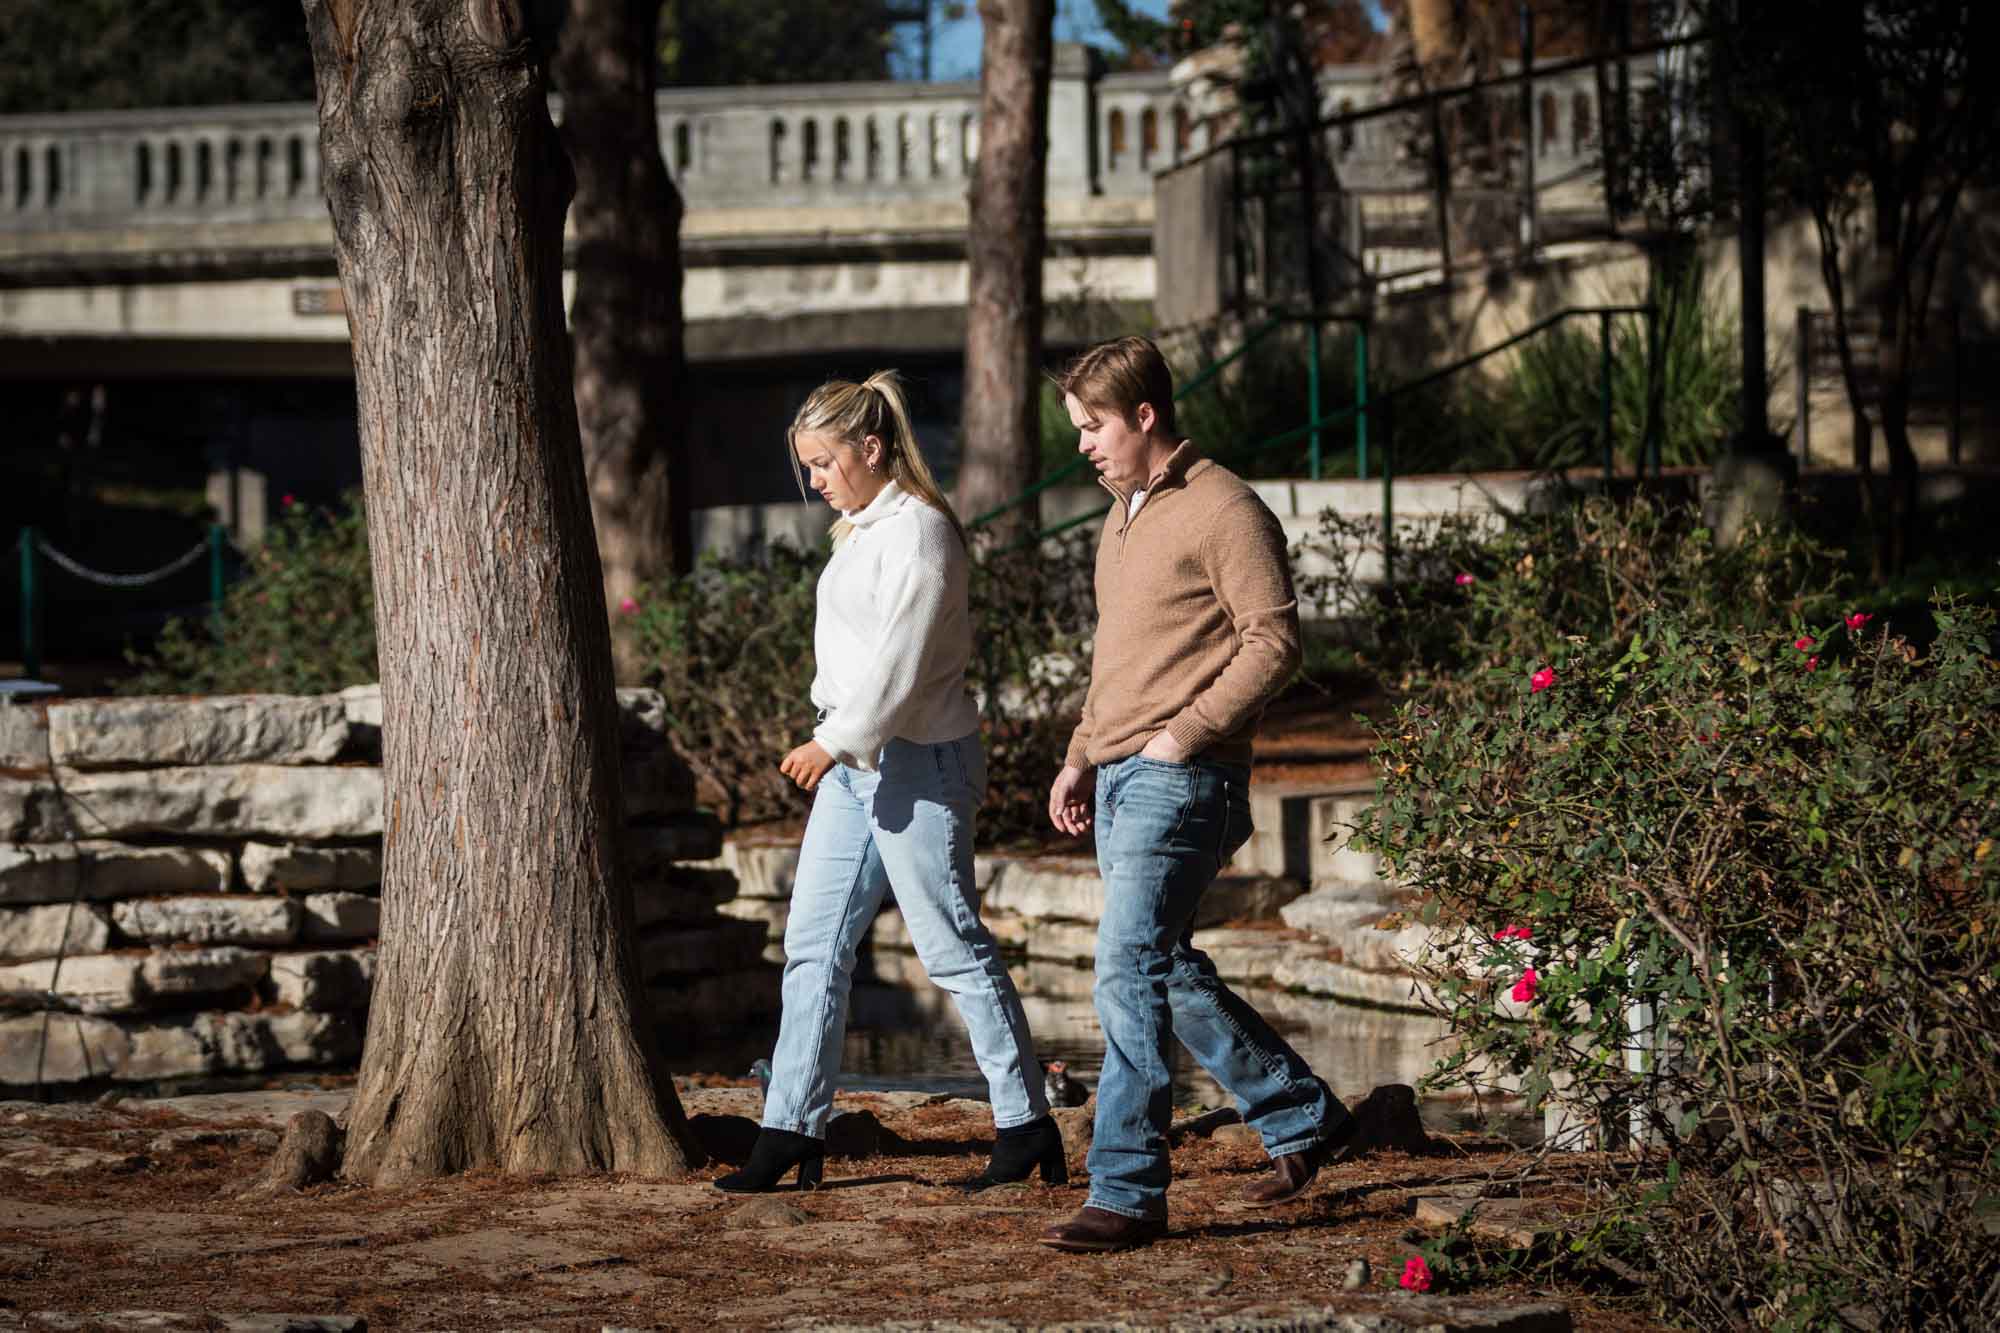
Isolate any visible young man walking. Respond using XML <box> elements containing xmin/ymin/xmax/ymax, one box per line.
<box><xmin>1040</xmin><ymin>336</ymin><xmax>1354</xmax><ymax>1253</ymax></box>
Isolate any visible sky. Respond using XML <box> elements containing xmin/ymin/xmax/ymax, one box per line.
<box><xmin>893</xmin><ymin>0</ymin><xmax>1174</xmax><ymax>82</ymax></box>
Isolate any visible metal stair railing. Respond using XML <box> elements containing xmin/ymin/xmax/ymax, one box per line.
<box><xmin>991</xmin><ymin>303</ymin><xmax>1661</xmax><ymax>575</ymax></box>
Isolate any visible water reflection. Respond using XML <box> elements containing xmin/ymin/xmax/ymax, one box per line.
<box><xmin>673</xmin><ymin>951</ymin><xmax>1534</xmax><ymax>1142</ymax></box>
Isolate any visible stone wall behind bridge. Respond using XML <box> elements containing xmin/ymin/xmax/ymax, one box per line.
<box><xmin>0</xmin><ymin>690</ymin><xmax>762</xmax><ymax>1094</ymax></box>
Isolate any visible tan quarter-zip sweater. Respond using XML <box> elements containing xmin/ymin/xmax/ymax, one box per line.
<box><xmin>1062</xmin><ymin>441</ymin><xmax>1301</xmax><ymax>771</ymax></box>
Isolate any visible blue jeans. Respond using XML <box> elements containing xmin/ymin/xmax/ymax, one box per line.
<box><xmin>763</xmin><ymin>732</ymin><xmax>1048</xmax><ymax>1137</ymax></box>
<box><xmin>1085</xmin><ymin>754</ymin><xmax>1349</xmax><ymax>1219</ymax></box>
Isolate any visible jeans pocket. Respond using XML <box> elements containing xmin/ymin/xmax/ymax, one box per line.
<box><xmin>1119</xmin><ymin>756</ymin><xmax>1197</xmax><ymax>841</ymax></box>
<box><xmin>1218</xmin><ymin>777</ymin><xmax>1254</xmax><ymax>868</ymax></box>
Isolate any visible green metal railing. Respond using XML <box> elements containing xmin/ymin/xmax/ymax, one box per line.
<box><xmin>978</xmin><ymin>303</ymin><xmax>1662</xmax><ymax>572</ymax></box>
<box><xmin>967</xmin><ymin>314</ymin><xmax>1292</xmax><ymax>534</ymax></box>
<box><xmin>15</xmin><ymin>525</ymin><xmax>227</xmax><ymax>679</ymax></box>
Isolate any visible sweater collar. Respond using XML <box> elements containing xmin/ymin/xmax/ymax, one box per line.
<box><xmin>1099</xmin><ymin>439</ymin><xmax>1203</xmax><ymax>504</ymax></box>
<box><xmin>844</xmin><ymin>480</ymin><xmax>907</xmax><ymax>526</ymax></box>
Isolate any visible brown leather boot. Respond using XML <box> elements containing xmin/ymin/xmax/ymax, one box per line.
<box><xmin>1238</xmin><ymin>1108</ymin><xmax>1357</xmax><ymax>1208</ymax></box>
<box><xmin>1038</xmin><ymin>1205</ymin><xmax>1167</xmax><ymax>1252</ymax></box>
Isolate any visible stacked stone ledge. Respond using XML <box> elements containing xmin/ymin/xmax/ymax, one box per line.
<box><xmin>0</xmin><ymin>687</ymin><xmax>744</xmax><ymax>1090</ymax></box>
<box><xmin>699</xmin><ymin>780</ymin><xmax>1468</xmax><ymax>1017</ymax></box>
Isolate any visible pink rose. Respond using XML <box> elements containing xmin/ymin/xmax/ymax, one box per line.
<box><xmin>1454</xmin><ymin>572</ymin><xmax>1475</xmax><ymax>587</ymax></box>
<box><xmin>618</xmin><ymin>596</ymin><xmax>639</xmax><ymax>615</ymax></box>
<box><xmin>1794</xmin><ymin>636</ymin><xmax>1815</xmax><ymax>652</ymax></box>
<box><xmin>1511</xmin><ymin>968</ymin><xmax>1539</xmax><ymax>1004</ymax></box>
<box><xmin>1400</xmin><ymin>1255</ymin><xmax>1433</xmax><ymax>1292</ymax></box>
<box><xmin>1529</xmin><ymin>667</ymin><xmax>1556</xmax><ymax>694</ymax></box>
<box><xmin>1845</xmin><ymin>611</ymin><xmax>1873</xmax><ymax>632</ymax></box>
<box><xmin>1806</xmin><ymin>655</ymin><xmax>1819</xmax><ymax>672</ymax></box>
<box><xmin>281</xmin><ymin>493</ymin><xmax>296</xmax><ymax>508</ymax></box>
<box><xmin>1491</xmin><ymin>925</ymin><xmax>1533</xmax><ymax>942</ymax></box>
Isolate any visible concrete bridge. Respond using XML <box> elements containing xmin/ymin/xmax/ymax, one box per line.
<box><xmin>0</xmin><ymin>49</ymin><xmax>1629</xmax><ymax>368</ymax></box>
<box><xmin>0</xmin><ymin>48</ymin><xmax>1171</xmax><ymax>377</ymax></box>
<box><xmin>0</xmin><ymin>51</ymin><xmax>1628</xmax><ymax>535</ymax></box>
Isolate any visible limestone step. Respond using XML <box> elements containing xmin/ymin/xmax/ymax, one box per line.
<box><xmin>648</xmin><ymin>966</ymin><xmax>782</xmax><ymax>1040</ymax></box>
<box><xmin>1233</xmin><ymin>782</ymin><xmax>1385</xmax><ymax>890</ymax></box>
<box><xmin>0</xmin><ymin>1009</ymin><xmax>360</xmax><ymax>1086</ymax></box>
<box><xmin>636</xmin><ymin>916</ymin><xmax>770</xmax><ymax>981</ymax></box>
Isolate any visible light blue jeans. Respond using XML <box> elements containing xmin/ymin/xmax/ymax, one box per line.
<box><xmin>762</xmin><ymin>732</ymin><xmax>1049</xmax><ymax>1137</ymax></box>
<box><xmin>1085</xmin><ymin>753</ymin><xmax>1349</xmax><ymax>1219</ymax></box>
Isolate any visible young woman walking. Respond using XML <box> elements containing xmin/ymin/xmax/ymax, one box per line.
<box><xmin>714</xmin><ymin>371</ymin><xmax>1065</xmax><ymax>1194</ymax></box>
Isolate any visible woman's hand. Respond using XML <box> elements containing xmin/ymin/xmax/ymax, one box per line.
<box><xmin>780</xmin><ymin>739</ymin><xmax>837</xmax><ymax>792</ymax></box>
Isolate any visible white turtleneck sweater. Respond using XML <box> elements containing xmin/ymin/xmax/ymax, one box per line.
<box><xmin>809</xmin><ymin>482</ymin><xmax>980</xmax><ymax>771</ymax></box>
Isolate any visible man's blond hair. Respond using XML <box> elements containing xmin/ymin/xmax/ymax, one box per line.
<box><xmin>1057</xmin><ymin>335</ymin><xmax>1177</xmax><ymax>437</ymax></box>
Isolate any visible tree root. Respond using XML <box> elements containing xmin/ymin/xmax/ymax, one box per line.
<box><xmin>236</xmin><ymin>1110</ymin><xmax>343</xmax><ymax>1200</ymax></box>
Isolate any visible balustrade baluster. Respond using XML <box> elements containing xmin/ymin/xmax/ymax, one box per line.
<box><xmin>300</xmin><ymin>134</ymin><xmax>321</xmax><ymax>203</ymax></box>
<box><xmin>673</xmin><ymin>121</ymin><xmax>693</xmax><ymax>177</ymax></box>
<box><xmin>768</xmin><ymin>116</ymin><xmax>790</xmax><ymax>185</ymax></box>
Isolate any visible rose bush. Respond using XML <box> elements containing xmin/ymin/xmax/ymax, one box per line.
<box><xmin>121</xmin><ymin>493</ymin><xmax>376</xmax><ymax>696</ymax></box>
<box><xmin>1290</xmin><ymin>490</ymin><xmax>1848</xmax><ymax>712</ymax></box>
<box><xmin>1357</xmin><ymin>596</ymin><xmax>2000</xmax><ymax>1328</ymax></box>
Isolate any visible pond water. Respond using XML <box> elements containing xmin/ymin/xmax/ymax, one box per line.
<box><xmin>672</xmin><ymin>954</ymin><xmax>1538</xmax><ymax>1144</ymax></box>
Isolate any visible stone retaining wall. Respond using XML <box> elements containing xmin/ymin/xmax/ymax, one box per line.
<box><xmin>703</xmin><ymin>779</ymin><xmax>1457</xmax><ymax>1015</ymax></box>
<box><xmin>0</xmin><ymin>689</ymin><xmax>763</xmax><ymax>1091</ymax></box>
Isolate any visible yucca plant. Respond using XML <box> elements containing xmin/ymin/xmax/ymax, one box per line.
<box><xmin>1493</xmin><ymin>261</ymin><xmax>1767</xmax><ymax>471</ymax></box>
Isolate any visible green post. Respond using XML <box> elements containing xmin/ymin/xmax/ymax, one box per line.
<box><xmin>1645</xmin><ymin>304</ymin><xmax>1663</xmax><ymax>477</ymax></box>
<box><xmin>1599</xmin><ymin>309</ymin><xmax>1614</xmax><ymax>481</ymax></box>
<box><xmin>1355</xmin><ymin>323</ymin><xmax>1370</xmax><ymax>480</ymax></box>
<box><xmin>1306</xmin><ymin>320</ymin><xmax>1323</xmax><ymax>480</ymax></box>
<box><xmin>18</xmin><ymin>527</ymin><xmax>38</xmax><ymax>680</ymax></box>
<box><xmin>1380</xmin><ymin>395</ymin><xmax>1395</xmax><ymax>590</ymax></box>
<box><xmin>208</xmin><ymin>524</ymin><xmax>226</xmax><ymax>610</ymax></box>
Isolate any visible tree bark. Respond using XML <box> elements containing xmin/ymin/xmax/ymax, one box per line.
<box><xmin>300</xmin><ymin>0</ymin><xmax>700</xmax><ymax>1184</ymax></box>
<box><xmin>554</xmin><ymin>0</ymin><xmax>692</xmax><ymax>663</ymax></box>
<box><xmin>955</xmin><ymin>0</ymin><xmax>1054</xmax><ymax>541</ymax></box>
<box><xmin>1873</xmin><ymin>207</ymin><xmax>1919</xmax><ymax>578</ymax></box>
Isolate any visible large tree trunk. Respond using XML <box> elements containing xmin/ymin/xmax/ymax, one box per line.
<box><xmin>1388</xmin><ymin>0</ymin><xmax>1513</xmax><ymax>261</ymax></box>
<box><xmin>300</xmin><ymin>0</ymin><xmax>700</xmax><ymax>1184</ymax></box>
<box><xmin>955</xmin><ymin>0</ymin><xmax>1054</xmax><ymax>541</ymax></box>
<box><xmin>554</xmin><ymin>0</ymin><xmax>692</xmax><ymax>668</ymax></box>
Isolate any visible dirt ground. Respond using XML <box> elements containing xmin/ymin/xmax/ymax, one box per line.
<box><xmin>0</xmin><ymin>1083</ymin><xmax>1672</xmax><ymax>1333</ymax></box>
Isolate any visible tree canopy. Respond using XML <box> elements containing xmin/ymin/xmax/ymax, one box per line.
<box><xmin>0</xmin><ymin>0</ymin><xmax>918</xmax><ymax>115</ymax></box>
<box><xmin>658</xmin><ymin>0</ymin><xmax>900</xmax><ymax>85</ymax></box>
<box><xmin>0</xmin><ymin>0</ymin><xmax>316</xmax><ymax>113</ymax></box>
<box><xmin>1089</xmin><ymin>0</ymin><xmax>1382</xmax><ymax>70</ymax></box>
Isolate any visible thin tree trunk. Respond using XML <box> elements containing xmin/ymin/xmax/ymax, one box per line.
<box><xmin>956</xmin><ymin>0</ymin><xmax>1054</xmax><ymax>541</ymax></box>
<box><xmin>1813</xmin><ymin>205</ymin><xmax>1884</xmax><ymax>582</ymax></box>
<box><xmin>555</xmin><ymin>0</ymin><xmax>692</xmax><ymax>666</ymax></box>
<box><xmin>300</xmin><ymin>0</ymin><xmax>700</xmax><ymax>1184</ymax></box>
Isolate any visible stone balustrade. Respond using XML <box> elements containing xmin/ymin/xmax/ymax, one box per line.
<box><xmin>0</xmin><ymin>689</ymin><xmax>760</xmax><ymax>1092</ymax></box>
<box><xmin>0</xmin><ymin>54</ymin><xmax>1627</xmax><ymax>236</ymax></box>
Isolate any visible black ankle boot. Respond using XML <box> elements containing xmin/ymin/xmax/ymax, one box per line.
<box><xmin>959</xmin><ymin>1115</ymin><xmax>1067</xmax><ymax>1192</ymax></box>
<box><xmin>714</xmin><ymin>1128</ymin><xmax>825</xmax><ymax>1193</ymax></box>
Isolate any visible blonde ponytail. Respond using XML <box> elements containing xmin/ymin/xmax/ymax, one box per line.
<box><xmin>786</xmin><ymin>370</ymin><xmax>969</xmax><ymax>549</ymax></box>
